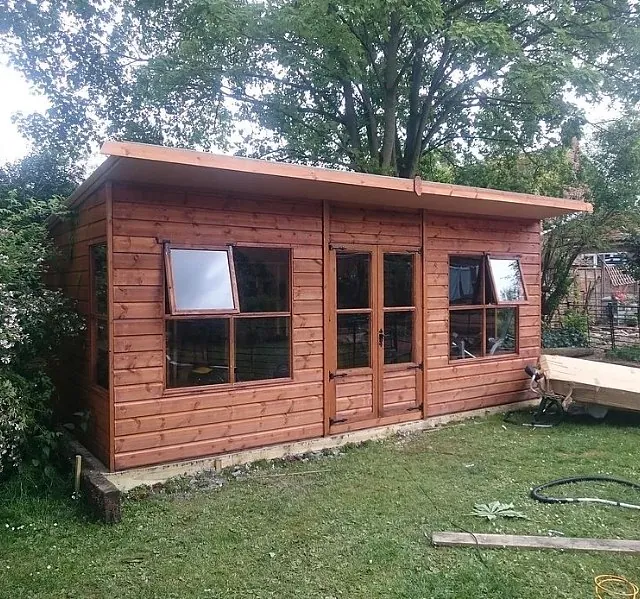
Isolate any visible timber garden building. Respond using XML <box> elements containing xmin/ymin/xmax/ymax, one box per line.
<box><xmin>51</xmin><ymin>141</ymin><xmax>591</xmax><ymax>472</ymax></box>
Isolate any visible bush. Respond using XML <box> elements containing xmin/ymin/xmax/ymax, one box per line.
<box><xmin>606</xmin><ymin>344</ymin><xmax>640</xmax><ymax>363</ymax></box>
<box><xmin>561</xmin><ymin>309</ymin><xmax>589</xmax><ymax>335</ymax></box>
<box><xmin>0</xmin><ymin>192</ymin><xmax>83</xmax><ymax>476</ymax></box>
<box><xmin>542</xmin><ymin>326</ymin><xmax>589</xmax><ymax>348</ymax></box>
<box><xmin>625</xmin><ymin>316</ymin><xmax>638</xmax><ymax>327</ymax></box>
<box><xmin>542</xmin><ymin>310</ymin><xmax>590</xmax><ymax>348</ymax></box>
<box><xmin>0</xmin><ymin>375</ymin><xmax>28</xmax><ymax>471</ymax></box>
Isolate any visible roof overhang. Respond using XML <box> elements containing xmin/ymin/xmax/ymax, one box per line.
<box><xmin>66</xmin><ymin>141</ymin><xmax>593</xmax><ymax>220</ymax></box>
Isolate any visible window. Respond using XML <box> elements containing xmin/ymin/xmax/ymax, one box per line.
<box><xmin>166</xmin><ymin>247</ymin><xmax>238</xmax><ymax>314</ymax></box>
<box><xmin>90</xmin><ymin>244</ymin><xmax>109</xmax><ymax>389</ymax></box>
<box><xmin>449</xmin><ymin>255</ymin><xmax>525</xmax><ymax>360</ymax></box>
<box><xmin>165</xmin><ymin>246</ymin><xmax>291</xmax><ymax>388</ymax></box>
<box><xmin>336</xmin><ymin>252</ymin><xmax>371</xmax><ymax>369</ymax></box>
<box><xmin>383</xmin><ymin>253</ymin><xmax>415</xmax><ymax>364</ymax></box>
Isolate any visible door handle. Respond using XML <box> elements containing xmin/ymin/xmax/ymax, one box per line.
<box><xmin>378</xmin><ymin>328</ymin><xmax>385</xmax><ymax>347</ymax></box>
<box><xmin>329</xmin><ymin>371</ymin><xmax>348</xmax><ymax>380</ymax></box>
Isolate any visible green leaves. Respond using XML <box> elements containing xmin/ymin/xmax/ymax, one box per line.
<box><xmin>2</xmin><ymin>0</ymin><xmax>640</xmax><ymax>177</ymax></box>
<box><xmin>472</xmin><ymin>502</ymin><xmax>528</xmax><ymax>521</ymax></box>
<box><xmin>0</xmin><ymin>189</ymin><xmax>83</xmax><ymax>475</ymax></box>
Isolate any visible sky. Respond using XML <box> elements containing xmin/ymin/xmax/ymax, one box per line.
<box><xmin>0</xmin><ymin>62</ymin><xmax>49</xmax><ymax>163</ymax></box>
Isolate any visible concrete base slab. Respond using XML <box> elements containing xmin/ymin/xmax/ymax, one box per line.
<box><xmin>106</xmin><ymin>399</ymin><xmax>537</xmax><ymax>493</ymax></box>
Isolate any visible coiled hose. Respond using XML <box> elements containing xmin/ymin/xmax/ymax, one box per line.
<box><xmin>531</xmin><ymin>475</ymin><xmax>640</xmax><ymax>510</ymax></box>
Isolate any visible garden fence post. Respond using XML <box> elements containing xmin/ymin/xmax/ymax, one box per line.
<box><xmin>607</xmin><ymin>301</ymin><xmax>616</xmax><ymax>350</ymax></box>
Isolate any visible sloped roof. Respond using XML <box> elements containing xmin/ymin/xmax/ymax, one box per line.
<box><xmin>66</xmin><ymin>141</ymin><xmax>593</xmax><ymax>220</ymax></box>
<box><xmin>605</xmin><ymin>264</ymin><xmax>637</xmax><ymax>287</ymax></box>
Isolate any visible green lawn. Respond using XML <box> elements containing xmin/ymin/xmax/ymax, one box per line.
<box><xmin>2</xmin><ymin>414</ymin><xmax>640</xmax><ymax>599</ymax></box>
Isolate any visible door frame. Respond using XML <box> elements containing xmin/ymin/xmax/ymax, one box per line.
<box><xmin>325</xmin><ymin>243</ymin><xmax>423</xmax><ymax>431</ymax></box>
<box><xmin>376</xmin><ymin>246</ymin><xmax>423</xmax><ymax>417</ymax></box>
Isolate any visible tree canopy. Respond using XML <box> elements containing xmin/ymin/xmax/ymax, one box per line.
<box><xmin>2</xmin><ymin>0</ymin><xmax>640</xmax><ymax>177</ymax></box>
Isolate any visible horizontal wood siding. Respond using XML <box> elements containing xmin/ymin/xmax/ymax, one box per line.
<box><xmin>111</xmin><ymin>184</ymin><xmax>324</xmax><ymax>469</ymax></box>
<box><xmin>50</xmin><ymin>189</ymin><xmax>110</xmax><ymax>464</ymax></box>
<box><xmin>425</xmin><ymin>214</ymin><xmax>541</xmax><ymax>415</ymax></box>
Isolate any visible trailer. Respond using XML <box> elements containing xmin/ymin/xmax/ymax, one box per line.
<box><xmin>539</xmin><ymin>354</ymin><xmax>640</xmax><ymax>414</ymax></box>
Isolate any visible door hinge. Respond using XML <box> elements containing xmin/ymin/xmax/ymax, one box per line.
<box><xmin>407</xmin><ymin>404</ymin><xmax>423</xmax><ymax>412</ymax></box>
<box><xmin>329</xmin><ymin>244</ymin><xmax>347</xmax><ymax>251</ymax></box>
<box><xmin>328</xmin><ymin>371</ymin><xmax>348</xmax><ymax>380</ymax></box>
<box><xmin>407</xmin><ymin>362</ymin><xmax>424</xmax><ymax>371</ymax></box>
<box><xmin>330</xmin><ymin>417</ymin><xmax>348</xmax><ymax>425</ymax></box>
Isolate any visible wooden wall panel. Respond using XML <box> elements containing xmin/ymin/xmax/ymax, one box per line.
<box><xmin>110</xmin><ymin>183</ymin><xmax>325</xmax><ymax>470</ymax></box>
<box><xmin>49</xmin><ymin>188</ymin><xmax>110</xmax><ymax>464</ymax></box>
<box><xmin>424</xmin><ymin>214</ymin><xmax>541</xmax><ymax>416</ymax></box>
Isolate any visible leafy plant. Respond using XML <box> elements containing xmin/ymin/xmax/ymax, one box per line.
<box><xmin>561</xmin><ymin>309</ymin><xmax>588</xmax><ymax>336</ymax></box>
<box><xmin>0</xmin><ymin>191</ymin><xmax>83</xmax><ymax>477</ymax></box>
<box><xmin>472</xmin><ymin>501</ymin><xmax>528</xmax><ymax>521</ymax></box>
<box><xmin>606</xmin><ymin>344</ymin><xmax>640</xmax><ymax>364</ymax></box>
<box><xmin>542</xmin><ymin>325</ymin><xmax>589</xmax><ymax>349</ymax></box>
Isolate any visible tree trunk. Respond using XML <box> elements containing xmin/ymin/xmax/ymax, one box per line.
<box><xmin>380</xmin><ymin>13</ymin><xmax>401</xmax><ymax>173</ymax></box>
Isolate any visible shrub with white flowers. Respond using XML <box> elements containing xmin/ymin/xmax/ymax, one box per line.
<box><xmin>0</xmin><ymin>192</ymin><xmax>83</xmax><ymax>476</ymax></box>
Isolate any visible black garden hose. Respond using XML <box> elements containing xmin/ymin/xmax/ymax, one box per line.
<box><xmin>503</xmin><ymin>394</ymin><xmax>564</xmax><ymax>427</ymax></box>
<box><xmin>531</xmin><ymin>475</ymin><xmax>640</xmax><ymax>510</ymax></box>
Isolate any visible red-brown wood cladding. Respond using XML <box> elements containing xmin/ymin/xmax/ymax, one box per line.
<box><xmin>424</xmin><ymin>214</ymin><xmax>541</xmax><ymax>416</ymax></box>
<box><xmin>50</xmin><ymin>190</ymin><xmax>110</xmax><ymax>464</ymax></box>
<box><xmin>55</xmin><ymin>179</ymin><xmax>542</xmax><ymax>471</ymax></box>
<box><xmin>110</xmin><ymin>184</ymin><xmax>325</xmax><ymax>469</ymax></box>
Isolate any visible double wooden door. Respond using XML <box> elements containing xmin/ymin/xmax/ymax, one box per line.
<box><xmin>328</xmin><ymin>245</ymin><xmax>423</xmax><ymax>428</ymax></box>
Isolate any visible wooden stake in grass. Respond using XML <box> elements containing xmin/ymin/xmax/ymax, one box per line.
<box><xmin>74</xmin><ymin>455</ymin><xmax>82</xmax><ymax>495</ymax></box>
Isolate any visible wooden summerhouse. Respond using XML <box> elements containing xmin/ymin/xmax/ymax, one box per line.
<box><xmin>51</xmin><ymin>141</ymin><xmax>591</xmax><ymax>471</ymax></box>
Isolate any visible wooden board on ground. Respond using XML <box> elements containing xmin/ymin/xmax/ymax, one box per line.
<box><xmin>539</xmin><ymin>354</ymin><xmax>640</xmax><ymax>413</ymax></box>
<box><xmin>432</xmin><ymin>532</ymin><xmax>640</xmax><ymax>553</ymax></box>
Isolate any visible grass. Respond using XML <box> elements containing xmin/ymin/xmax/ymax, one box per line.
<box><xmin>606</xmin><ymin>344</ymin><xmax>640</xmax><ymax>363</ymax></box>
<box><xmin>2</xmin><ymin>414</ymin><xmax>640</xmax><ymax>599</ymax></box>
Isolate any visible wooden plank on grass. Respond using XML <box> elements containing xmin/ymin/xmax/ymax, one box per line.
<box><xmin>432</xmin><ymin>532</ymin><xmax>640</xmax><ymax>553</ymax></box>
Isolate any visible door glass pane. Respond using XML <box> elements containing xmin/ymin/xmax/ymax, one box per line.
<box><xmin>169</xmin><ymin>248</ymin><xmax>235</xmax><ymax>311</ymax></box>
<box><xmin>166</xmin><ymin>319</ymin><xmax>230</xmax><ymax>387</ymax></box>
<box><xmin>384</xmin><ymin>311</ymin><xmax>413</xmax><ymax>364</ymax></box>
<box><xmin>487</xmin><ymin>258</ymin><xmax>526</xmax><ymax>302</ymax></box>
<box><xmin>486</xmin><ymin>308</ymin><xmax>517</xmax><ymax>355</ymax></box>
<box><xmin>384</xmin><ymin>254</ymin><xmax>413</xmax><ymax>307</ymax></box>
<box><xmin>449</xmin><ymin>309</ymin><xmax>482</xmax><ymax>360</ymax></box>
<box><xmin>234</xmin><ymin>247</ymin><xmax>290</xmax><ymax>312</ymax></box>
<box><xmin>449</xmin><ymin>256</ymin><xmax>483</xmax><ymax>305</ymax></box>
<box><xmin>337</xmin><ymin>313</ymin><xmax>370</xmax><ymax>369</ymax></box>
<box><xmin>337</xmin><ymin>252</ymin><xmax>370</xmax><ymax>309</ymax></box>
<box><xmin>235</xmin><ymin>317</ymin><xmax>290</xmax><ymax>382</ymax></box>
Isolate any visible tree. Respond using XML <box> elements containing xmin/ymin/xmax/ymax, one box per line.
<box><xmin>0</xmin><ymin>151</ymin><xmax>81</xmax><ymax>202</ymax></box>
<box><xmin>451</xmin><ymin>119</ymin><xmax>640</xmax><ymax>321</ymax></box>
<box><xmin>2</xmin><ymin>0</ymin><xmax>639</xmax><ymax>177</ymax></box>
<box><xmin>544</xmin><ymin>119</ymin><xmax>640</xmax><ymax>321</ymax></box>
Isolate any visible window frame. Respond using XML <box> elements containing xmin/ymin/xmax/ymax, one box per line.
<box><xmin>448</xmin><ymin>253</ymin><xmax>526</xmax><ymax>362</ymax></box>
<box><xmin>163</xmin><ymin>243</ymin><xmax>293</xmax><ymax>392</ymax></box>
<box><xmin>164</xmin><ymin>244</ymin><xmax>240</xmax><ymax>316</ymax></box>
<box><xmin>382</xmin><ymin>251</ymin><xmax>417</xmax><ymax>367</ymax></box>
<box><xmin>89</xmin><ymin>242</ymin><xmax>109</xmax><ymax>390</ymax></box>
<box><xmin>486</xmin><ymin>254</ymin><xmax>529</xmax><ymax>305</ymax></box>
<box><xmin>335</xmin><ymin>249</ymin><xmax>374</xmax><ymax>371</ymax></box>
